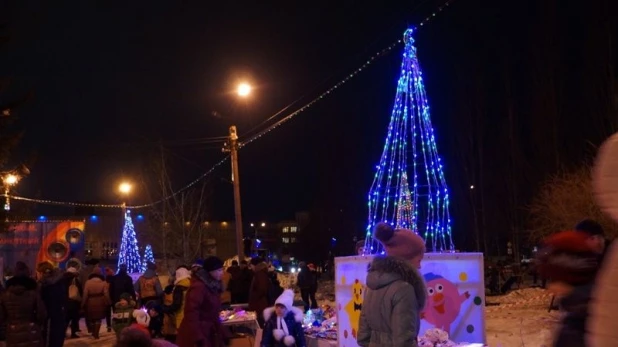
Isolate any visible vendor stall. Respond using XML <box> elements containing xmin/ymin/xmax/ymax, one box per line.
<box><xmin>221</xmin><ymin>310</ymin><xmax>261</xmax><ymax>347</ymax></box>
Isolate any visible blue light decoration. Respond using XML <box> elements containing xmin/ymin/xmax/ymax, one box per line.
<box><xmin>141</xmin><ymin>244</ymin><xmax>155</xmax><ymax>273</ymax></box>
<box><xmin>117</xmin><ymin>209</ymin><xmax>142</xmax><ymax>274</ymax></box>
<box><xmin>136</xmin><ymin>214</ymin><xmax>144</xmax><ymax>221</ymax></box>
<box><xmin>90</xmin><ymin>215</ymin><xmax>98</xmax><ymax>222</ymax></box>
<box><xmin>38</xmin><ymin>216</ymin><xmax>46</xmax><ymax>221</ymax></box>
<box><xmin>365</xmin><ymin>28</ymin><xmax>454</xmax><ymax>253</ymax></box>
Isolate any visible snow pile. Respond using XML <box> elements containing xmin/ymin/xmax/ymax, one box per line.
<box><xmin>486</xmin><ymin>287</ymin><xmax>550</xmax><ymax>305</ymax></box>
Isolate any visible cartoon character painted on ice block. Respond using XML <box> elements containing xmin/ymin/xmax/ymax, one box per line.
<box><xmin>421</xmin><ymin>273</ymin><xmax>470</xmax><ymax>335</ymax></box>
<box><xmin>344</xmin><ymin>279</ymin><xmax>364</xmax><ymax>339</ymax></box>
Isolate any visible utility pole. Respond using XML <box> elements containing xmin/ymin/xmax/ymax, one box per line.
<box><xmin>224</xmin><ymin>125</ymin><xmax>244</xmax><ymax>261</ymax></box>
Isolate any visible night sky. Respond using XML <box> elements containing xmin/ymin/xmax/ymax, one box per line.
<box><xmin>1</xmin><ymin>0</ymin><xmax>617</xmax><ymax>254</ymax></box>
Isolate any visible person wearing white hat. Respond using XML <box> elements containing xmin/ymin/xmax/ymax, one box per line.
<box><xmin>260</xmin><ymin>289</ymin><xmax>306</xmax><ymax>347</ymax></box>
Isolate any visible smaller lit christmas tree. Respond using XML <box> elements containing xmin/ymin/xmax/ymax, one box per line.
<box><xmin>142</xmin><ymin>244</ymin><xmax>155</xmax><ymax>272</ymax></box>
<box><xmin>395</xmin><ymin>172</ymin><xmax>414</xmax><ymax>229</ymax></box>
<box><xmin>117</xmin><ymin>210</ymin><xmax>142</xmax><ymax>274</ymax></box>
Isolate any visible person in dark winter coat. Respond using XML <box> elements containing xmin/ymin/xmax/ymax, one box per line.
<box><xmin>65</xmin><ymin>267</ymin><xmax>83</xmax><ymax>338</ymax></box>
<box><xmin>109</xmin><ymin>264</ymin><xmax>136</xmax><ymax>304</ymax></box>
<box><xmin>260</xmin><ymin>289</ymin><xmax>306</xmax><ymax>347</ymax></box>
<box><xmin>249</xmin><ymin>258</ymin><xmax>271</xmax><ymax>328</ymax></box>
<box><xmin>135</xmin><ymin>262</ymin><xmax>163</xmax><ymax>308</ymax></box>
<box><xmin>226</xmin><ymin>260</ymin><xmax>242</xmax><ymax>304</ymax></box>
<box><xmin>237</xmin><ymin>260</ymin><xmax>252</xmax><ymax>304</ymax></box>
<box><xmin>37</xmin><ymin>262</ymin><xmax>70</xmax><ymax>347</ymax></box>
<box><xmin>296</xmin><ymin>263</ymin><xmax>317</xmax><ymax>312</ymax></box>
<box><xmin>0</xmin><ymin>262</ymin><xmax>47</xmax><ymax>347</ymax></box>
<box><xmin>176</xmin><ymin>256</ymin><xmax>231</xmax><ymax>347</ymax></box>
<box><xmin>104</xmin><ymin>267</ymin><xmax>115</xmax><ymax>333</ymax></box>
<box><xmin>536</xmin><ymin>230</ymin><xmax>600</xmax><ymax>347</ymax></box>
<box><xmin>358</xmin><ymin>223</ymin><xmax>427</xmax><ymax>347</ymax></box>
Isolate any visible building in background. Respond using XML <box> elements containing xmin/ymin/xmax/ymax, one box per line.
<box><xmin>26</xmin><ymin>211</ymin><xmax>313</xmax><ymax>263</ymax></box>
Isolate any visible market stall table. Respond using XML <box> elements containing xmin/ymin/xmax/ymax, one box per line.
<box><xmin>305</xmin><ymin>336</ymin><xmax>337</xmax><ymax>347</ymax></box>
<box><xmin>221</xmin><ymin>311</ymin><xmax>262</xmax><ymax>347</ymax></box>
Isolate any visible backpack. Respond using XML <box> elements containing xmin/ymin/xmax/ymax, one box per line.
<box><xmin>139</xmin><ymin>277</ymin><xmax>157</xmax><ymax>298</ymax></box>
<box><xmin>68</xmin><ymin>278</ymin><xmax>81</xmax><ymax>301</ymax></box>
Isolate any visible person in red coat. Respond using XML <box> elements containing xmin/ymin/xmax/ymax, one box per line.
<box><xmin>176</xmin><ymin>256</ymin><xmax>230</xmax><ymax>347</ymax></box>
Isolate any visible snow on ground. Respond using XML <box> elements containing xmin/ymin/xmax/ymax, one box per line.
<box><xmin>485</xmin><ymin>288</ymin><xmax>560</xmax><ymax>346</ymax></box>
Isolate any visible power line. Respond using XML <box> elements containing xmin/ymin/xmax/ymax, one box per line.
<box><xmin>6</xmin><ymin>0</ymin><xmax>457</xmax><ymax>210</ymax></box>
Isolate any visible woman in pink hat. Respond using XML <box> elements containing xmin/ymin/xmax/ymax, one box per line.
<box><xmin>357</xmin><ymin>222</ymin><xmax>427</xmax><ymax>347</ymax></box>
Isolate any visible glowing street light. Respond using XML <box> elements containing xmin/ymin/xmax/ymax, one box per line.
<box><xmin>236</xmin><ymin>83</ymin><xmax>252</xmax><ymax>97</ymax></box>
<box><xmin>3</xmin><ymin>174</ymin><xmax>19</xmax><ymax>186</ymax></box>
<box><xmin>261</xmin><ymin>222</ymin><xmax>266</xmax><ymax>227</ymax></box>
<box><xmin>119</xmin><ymin>182</ymin><xmax>132</xmax><ymax>195</ymax></box>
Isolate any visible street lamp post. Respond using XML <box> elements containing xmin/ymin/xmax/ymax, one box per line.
<box><xmin>226</xmin><ymin>125</ymin><xmax>244</xmax><ymax>261</ymax></box>
<box><xmin>221</xmin><ymin>82</ymin><xmax>252</xmax><ymax>261</ymax></box>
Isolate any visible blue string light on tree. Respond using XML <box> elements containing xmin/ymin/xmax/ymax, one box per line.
<box><xmin>141</xmin><ymin>244</ymin><xmax>155</xmax><ymax>273</ymax></box>
<box><xmin>117</xmin><ymin>210</ymin><xmax>142</xmax><ymax>273</ymax></box>
<box><xmin>365</xmin><ymin>28</ymin><xmax>454</xmax><ymax>253</ymax></box>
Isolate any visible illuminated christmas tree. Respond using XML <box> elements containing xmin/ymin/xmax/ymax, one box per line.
<box><xmin>141</xmin><ymin>244</ymin><xmax>155</xmax><ymax>273</ymax></box>
<box><xmin>365</xmin><ymin>28</ymin><xmax>454</xmax><ymax>253</ymax></box>
<box><xmin>117</xmin><ymin>210</ymin><xmax>142</xmax><ymax>273</ymax></box>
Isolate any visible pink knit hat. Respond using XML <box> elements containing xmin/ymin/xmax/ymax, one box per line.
<box><xmin>374</xmin><ymin>222</ymin><xmax>426</xmax><ymax>260</ymax></box>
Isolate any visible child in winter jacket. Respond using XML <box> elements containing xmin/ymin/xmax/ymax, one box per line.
<box><xmin>536</xmin><ymin>230</ymin><xmax>599</xmax><ymax>347</ymax></box>
<box><xmin>112</xmin><ymin>293</ymin><xmax>136</xmax><ymax>340</ymax></box>
<box><xmin>260</xmin><ymin>289</ymin><xmax>306</xmax><ymax>347</ymax></box>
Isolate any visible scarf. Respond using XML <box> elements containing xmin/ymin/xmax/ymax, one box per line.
<box><xmin>277</xmin><ymin>316</ymin><xmax>289</xmax><ymax>337</ymax></box>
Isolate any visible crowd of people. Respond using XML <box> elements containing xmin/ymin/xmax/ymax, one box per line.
<box><xmin>0</xmin><ymin>252</ymin><xmax>323</xmax><ymax>347</ymax></box>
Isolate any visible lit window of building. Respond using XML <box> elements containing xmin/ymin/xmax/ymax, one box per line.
<box><xmin>290</xmin><ymin>226</ymin><xmax>298</xmax><ymax>233</ymax></box>
<box><xmin>291</xmin><ymin>237</ymin><xmax>296</xmax><ymax>243</ymax></box>
<box><xmin>282</xmin><ymin>237</ymin><xmax>290</xmax><ymax>243</ymax></box>
<box><xmin>283</xmin><ymin>227</ymin><xmax>289</xmax><ymax>233</ymax></box>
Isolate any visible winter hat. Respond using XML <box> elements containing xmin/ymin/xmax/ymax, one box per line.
<box><xmin>275</xmin><ymin>289</ymin><xmax>295</xmax><ymax>311</ymax></box>
<box><xmin>133</xmin><ymin>309</ymin><xmax>151</xmax><ymax>327</ymax></box>
<box><xmin>191</xmin><ymin>258</ymin><xmax>204</xmax><ymax>268</ymax></box>
<box><xmin>67</xmin><ymin>258</ymin><xmax>82</xmax><ymax>271</ymax></box>
<box><xmin>174</xmin><ymin>267</ymin><xmax>191</xmax><ymax>284</ymax></box>
<box><xmin>575</xmin><ymin>219</ymin><xmax>604</xmax><ymax>237</ymax></box>
<box><xmin>203</xmin><ymin>256</ymin><xmax>224</xmax><ymax>272</ymax></box>
<box><xmin>36</xmin><ymin>261</ymin><xmax>54</xmax><ymax>274</ymax></box>
<box><xmin>307</xmin><ymin>263</ymin><xmax>316</xmax><ymax>271</ymax></box>
<box><xmin>536</xmin><ymin>230</ymin><xmax>599</xmax><ymax>285</ymax></box>
<box><xmin>66</xmin><ymin>267</ymin><xmax>79</xmax><ymax>274</ymax></box>
<box><xmin>14</xmin><ymin>261</ymin><xmax>31</xmax><ymax>277</ymax></box>
<box><xmin>272</xmin><ymin>289</ymin><xmax>299</xmax><ymax>346</ymax></box>
<box><xmin>105</xmin><ymin>267</ymin><xmax>115</xmax><ymax>276</ymax></box>
<box><xmin>250</xmin><ymin>257</ymin><xmax>264</xmax><ymax>266</ymax></box>
<box><xmin>120</xmin><ymin>292</ymin><xmax>132</xmax><ymax>302</ymax></box>
<box><xmin>356</xmin><ymin>239</ymin><xmax>366</xmax><ymax>253</ymax></box>
<box><xmin>373</xmin><ymin>222</ymin><xmax>426</xmax><ymax>261</ymax></box>
<box><xmin>146</xmin><ymin>262</ymin><xmax>157</xmax><ymax>271</ymax></box>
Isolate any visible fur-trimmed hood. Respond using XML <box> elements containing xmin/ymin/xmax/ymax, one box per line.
<box><xmin>5</xmin><ymin>275</ymin><xmax>38</xmax><ymax>294</ymax></box>
<box><xmin>366</xmin><ymin>255</ymin><xmax>427</xmax><ymax>309</ymax></box>
<box><xmin>263</xmin><ymin>305</ymin><xmax>304</xmax><ymax>323</ymax></box>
